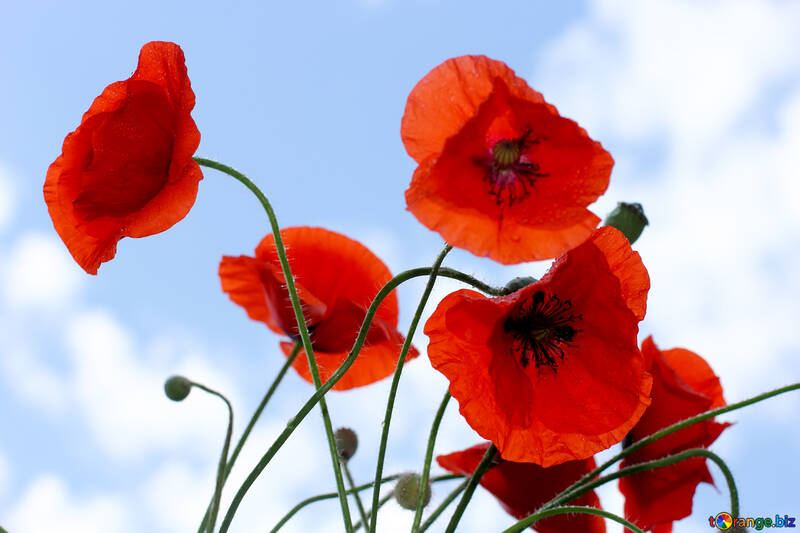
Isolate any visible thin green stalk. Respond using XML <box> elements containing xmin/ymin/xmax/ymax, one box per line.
<box><xmin>444</xmin><ymin>443</ymin><xmax>497</xmax><ymax>533</ymax></box>
<box><xmin>196</xmin><ymin>157</ymin><xmax>352</xmax><ymax>531</ymax></box>
<box><xmin>502</xmin><ymin>506</ymin><xmax>645</xmax><ymax>533</ymax></box>
<box><xmin>411</xmin><ymin>392</ymin><xmax>451</xmax><ymax>532</ymax></box>
<box><xmin>218</xmin><ymin>265</ymin><xmax>499</xmax><ymax>533</ymax></box>
<box><xmin>354</xmin><ymin>492</ymin><xmax>394</xmax><ymax>532</ymax></box>
<box><xmin>564</xmin><ymin>382</ymin><xmax>800</xmax><ymax>498</ymax></box>
<box><xmin>542</xmin><ymin>448</ymin><xmax>738</xmax><ymax>518</ymax></box>
<box><xmin>418</xmin><ymin>478</ymin><xmax>468</xmax><ymax>533</ymax></box>
<box><xmin>369</xmin><ymin>245</ymin><xmax>452</xmax><ymax>533</ymax></box>
<box><xmin>190</xmin><ymin>383</ymin><xmax>234</xmax><ymax>533</ymax></box>
<box><xmin>342</xmin><ymin>460</ymin><xmax>371</xmax><ymax>530</ymax></box>
<box><xmin>197</xmin><ymin>344</ymin><xmax>301</xmax><ymax>533</ymax></box>
<box><xmin>270</xmin><ymin>474</ymin><xmax>462</xmax><ymax>533</ymax></box>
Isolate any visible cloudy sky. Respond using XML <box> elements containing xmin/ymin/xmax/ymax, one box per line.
<box><xmin>1</xmin><ymin>1</ymin><xmax>799</xmax><ymax>532</ymax></box>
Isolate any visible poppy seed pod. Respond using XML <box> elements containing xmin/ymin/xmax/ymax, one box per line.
<box><xmin>503</xmin><ymin>276</ymin><xmax>538</xmax><ymax>294</ymax></box>
<box><xmin>164</xmin><ymin>375</ymin><xmax>192</xmax><ymax>402</ymax></box>
<box><xmin>604</xmin><ymin>202</ymin><xmax>648</xmax><ymax>244</ymax></box>
<box><xmin>334</xmin><ymin>427</ymin><xmax>358</xmax><ymax>460</ymax></box>
<box><xmin>394</xmin><ymin>473</ymin><xmax>431</xmax><ymax>510</ymax></box>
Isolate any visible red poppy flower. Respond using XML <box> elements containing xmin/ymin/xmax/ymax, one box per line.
<box><xmin>438</xmin><ymin>442</ymin><xmax>605</xmax><ymax>533</ymax></box>
<box><xmin>425</xmin><ymin>226</ymin><xmax>651</xmax><ymax>466</ymax></box>
<box><xmin>401</xmin><ymin>55</ymin><xmax>613</xmax><ymax>264</ymax></box>
<box><xmin>44</xmin><ymin>41</ymin><xmax>202</xmax><ymax>274</ymax></box>
<box><xmin>619</xmin><ymin>337</ymin><xmax>730</xmax><ymax>532</ymax></box>
<box><xmin>219</xmin><ymin>227</ymin><xmax>418</xmax><ymax>390</ymax></box>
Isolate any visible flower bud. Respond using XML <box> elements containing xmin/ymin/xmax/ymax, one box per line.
<box><xmin>164</xmin><ymin>375</ymin><xmax>192</xmax><ymax>402</ymax></box>
<box><xmin>334</xmin><ymin>427</ymin><xmax>358</xmax><ymax>460</ymax></box>
<box><xmin>503</xmin><ymin>276</ymin><xmax>537</xmax><ymax>294</ymax></box>
<box><xmin>394</xmin><ymin>473</ymin><xmax>431</xmax><ymax>510</ymax></box>
<box><xmin>604</xmin><ymin>202</ymin><xmax>648</xmax><ymax>244</ymax></box>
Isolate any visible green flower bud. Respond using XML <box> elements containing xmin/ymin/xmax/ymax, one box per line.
<box><xmin>334</xmin><ymin>427</ymin><xmax>358</xmax><ymax>460</ymax></box>
<box><xmin>604</xmin><ymin>202</ymin><xmax>648</xmax><ymax>244</ymax></box>
<box><xmin>164</xmin><ymin>375</ymin><xmax>192</xmax><ymax>402</ymax></box>
<box><xmin>503</xmin><ymin>276</ymin><xmax>537</xmax><ymax>294</ymax></box>
<box><xmin>394</xmin><ymin>473</ymin><xmax>431</xmax><ymax>510</ymax></box>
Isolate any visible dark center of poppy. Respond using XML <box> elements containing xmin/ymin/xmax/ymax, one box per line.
<box><xmin>474</xmin><ymin>129</ymin><xmax>549</xmax><ymax>207</ymax></box>
<box><xmin>503</xmin><ymin>290</ymin><xmax>581</xmax><ymax>374</ymax></box>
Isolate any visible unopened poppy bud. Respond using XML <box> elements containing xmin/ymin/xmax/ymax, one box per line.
<box><xmin>604</xmin><ymin>202</ymin><xmax>648</xmax><ymax>244</ymax></box>
<box><xmin>503</xmin><ymin>276</ymin><xmax>537</xmax><ymax>294</ymax></box>
<box><xmin>164</xmin><ymin>375</ymin><xmax>192</xmax><ymax>402</ymax></box>
<box><xmin>334</xmin><ymin>427</ymin><xmax>358</xmax><ymax>460</ymax></box>
<box><xmin>394</xmin><ymin>473</ymin><xmax>431</xmax><ymax>510</ymax></box>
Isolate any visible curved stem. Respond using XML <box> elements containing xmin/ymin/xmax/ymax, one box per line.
<box><xmin>542</xmin><ymin>448</ymin><xmax>738</xmax><ymax>519</ymax></box>
<box><xmin>565</xmin><ymin>382</ymin><xmax>800</xmax><ymax>498</ymax></box>
<box><xmin>270</xmin><ymin>474</ymin><xmax>462</xmax><ymax>533</ymax></box>
<box><xmin>444</xmin><ymin>443</ymin><xmax>496</xmax><ymax>533</ymax></box>
<box><xmin>196</xmin><ymin>157</ymin><xmax>352</xmax><ymax>531</ymax></box>
<box><xmin>196</xmin><ymin>344</ymin><xmax>301</xmax><ymax>533</ymax></box>
<box><xmin>369</xmin><ymin>245</ymin><xmax>452</xmax><ymax>533</ymax></box>
<box><xmin>502</xmin><ymin>506</ymin><xmax>645</xmax><ymax>533</ymax></box>
<box><xmin>411</xmin><ymin>392</ymin><xmax>451</xmax><ymax>532</ymax></box>
<box><xmin>190</xmin><ymin>383</ymin><xmax>234</xmax><ymax>533</ymax></box>
<box><xmin>354</xmin><ymin>492</ymin><xmax>393</xmax><ymax>532</ymax></box>
<box><xmin>418</xmin><ymin>479</ymin><xmax>468</xmax><ymax>533</ymax></box>
<box><xmin>342</xmin><ymin>460</ymin><xmax>370</xmax><ymax>530</ymax></box>
<box><xmin>218</xmin><ymin>265</ymin><xmax>501</xmax><ymax>533</ymax></box>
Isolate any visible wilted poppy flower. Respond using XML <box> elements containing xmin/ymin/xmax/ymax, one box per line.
<box><xmin>402</xmin><ymin>55</ymin><xmax>613</xmax><ymax>264</ymax></box>
<box><xmin>44</xmin><ymin>41</ymin><xmax>202</xmax><ymax>274</ymax></box>
<box><xmin>438</xmin><ymin>442</ymin><xmax>605</xmax><ymax>533</ymax></box>
<box><xmin>425</xmin><ymin>226</ymin><xmax>651</xmax><ymax>466</ymax></box>
<box><xmin>219</xmin><ymin>227</ymin><xmax>418</xmax><ymax>390</ymax></box>
<box><xmin>619</xmin><ymin>337</ymin><xmax>730</xmax><ymax>532</ymax></box>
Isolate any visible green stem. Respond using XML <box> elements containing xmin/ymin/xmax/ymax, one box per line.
<box><xmin>502</xmin><ymin>506</ymin><xmax>645</xmax><ymax>533</ymax></box>
<box><xmin>565</xmin><ymin>382</ymin><xmax>800</xmax><ymax>498</ymax></box>
<box><xmin>196</xmin><ymin>344</ymin><xmax>301</xmax><ymax>533</ymax></box>
<box><xmin>444</xmin><ymin>443</ymin><xmax>497</xmax><ymax>533</ymax></box>
<box><xmin>218</xmin><ymin>266</ymin><xmax>499</xmax><ymax>533</ymax></box>
<box><xmin>190</xmin><ymin>383</ymin><xmax>234</xmax><ymax>533</ymax></box>
<box><xmin>542</xmin><ymin>448</ymin><xmax>738</xmax><ymax>518</ymax></box>
<box><xmin>418</xmin><ymin>479</ymin><xmax>468</xmax><ymax>533</ymax></box>
<box><xmin>369</xmin><ymin>245</ymin><xmax>452</xmax><ymax>533</ymax></box>
<box><xmin>196</xmin><ymin>157</ymin><xmax>352</xmax><ymax>532</ymax></box>
<box><xmin>411</xmin><ymin>392</ymin><xmax>451</xmax><ymax>532</ymax></box>
<box><xmin>354</xmin><ymin>492</ymin><xmax>394</xmax><ymax>532</ymax></box>
<box><xmin>342</xmin><ymin>460</ymin><xmax>371</xmax><ymax>530</ymax></box>
<box><xmin>270</xmin><ymin>475</ymin><xmax>462</xmax><ymax>533</ymax></box>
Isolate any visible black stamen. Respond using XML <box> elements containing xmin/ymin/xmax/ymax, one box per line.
<box><xmin>474</xmin><ymin>128</ymin><xmax>548</xmax><ymax>206</ymax></box>
<box><xmin>503</xmin><ymin>290</ymin><xmax>581</xmax><ymax>374</ymax></box>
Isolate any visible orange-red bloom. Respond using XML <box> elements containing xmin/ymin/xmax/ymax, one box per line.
<box><xmin>438</xmin><ymin>443</ymin><xmax>605</xmax><ymax>533</ymax></box>
<box><xmin>425</xmin><ymin>226</ymin><xmax>651</xmax><ymax>466</ymax></box>
<box><xmin>44</xmin><ymin>41</ymin><xmax>202</xmax><ymax>274</ymax></box>
<box><xmin>402</xmin><ymin>55</ymin><xmax>613</xmax><ymax>264</ymax></box>
<box><xmin>219</xmin><ymin>227</ymin><xmax>418</xmax><ymax>390</ymax></box>
<box><xmin>619</xmin><ymin>337</ymin><xmax>730</xmax><ymax>532</ymax></box>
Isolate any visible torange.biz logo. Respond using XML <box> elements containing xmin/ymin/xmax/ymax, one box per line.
<box><xmin>710</xmin><ymin>512</ymin><xmax>796</xmax><ymax>530</ymax></box>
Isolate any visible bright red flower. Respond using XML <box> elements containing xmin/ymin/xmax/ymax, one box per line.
<box><xmin>44</xmin><ymin>41</ymin><xmax>202</xmax><ymax>275</ymax></box>
<box><xmin>401</xmin><ymin>55</ymin><xmax>613</xmax><ymax>264</ymax></box>
<box><xmin>619</xmin><ymin>337</ymin><xmax>730</xmax><ymax>532</ymax></box>
<box><xmin>438</xmin><ymin>442</ymin><xmax>606</xmax><ymax>533</ymax></box>
<box><xmin>425</xmin><ymin>226</ymin><xmax>651</xmax><ymax>466</ymax></box>
<box><xmin>219</xmin><ymin>227</ymin><xmax>418</xmax><ymax>390</ymax></box>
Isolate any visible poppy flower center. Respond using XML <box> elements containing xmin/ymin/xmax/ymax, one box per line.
<box><xmin>475</xmin><ymin>129</ymin><xmax>548</xmax><ymax>207</ymax></box>
<box><xmin>503</xmin><ymin>290</ymin><xmax>581</xmax><ymax>373</ymax></box>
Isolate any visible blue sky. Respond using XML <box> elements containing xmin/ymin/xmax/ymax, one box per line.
<box><xmin>1</xmin><ymin>1</ymin><xmax>800</xmax><ymax>531</ymax></box>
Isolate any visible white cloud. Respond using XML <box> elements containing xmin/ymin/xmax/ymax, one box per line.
<box><xmin>5</xmin><ymin>475</ymin><xmax>133</xmax><ymax>533</ymax></box>
<box><xmin>1</xmin><ymin>233</ymin><xmax>84</xmax><ymax>311</ymax></box>
<box><xmin>0</xmin><ymin>163</ymin><xmax>15</xmax><ymax>234</ymax></box>
<box><xmin>0</xmin><ymin>338</ymin><xmax>69</xmax><ymax>416</ymax></box>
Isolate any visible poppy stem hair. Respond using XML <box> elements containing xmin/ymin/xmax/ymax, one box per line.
<box><xmin>444</xmin><ymin>443</ymin><xmax>497</xmax><ymax>533</ymax></box>
<box><xmin>368</xmin><ymin>244</ymin><xmax>452</xmax><ymax>533</ymax></box>
<box><xmin>502</xmin><ymin>506</ymin><xmax>645</xmax><ymax>533</ymax></box>
<box><xmin>193</xmin><ymin>157</ymin><xmax>353</xmax><ymax>532</ymax></box>
<box><xmin>411</xmin><ymin>391</ymin><xmax>452</xmax><ymax>532</ymax></box>
<box><xmin>195</xmin><ymin>343</ymin><xmax>302</xmax><ymax>533</ymax></box>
